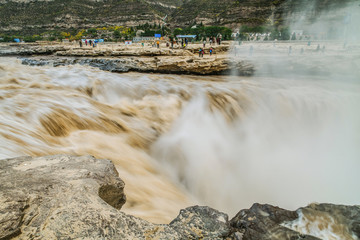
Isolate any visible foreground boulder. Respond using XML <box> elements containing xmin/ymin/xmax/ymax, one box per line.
<box><xmin>0</xmin><ymin>155</ymin><xmax>127</xmax><ymax>239</ymax></box>
<box><xmin>0</xmin><ymin>155</ymin><xmax>232</xmax><ymax>239</ymax></box>
<box><xmin>0</xmin><ymin>155</ymin><xmax>359</xmax><ymax>239</ymax></box>
<box><xmin>230</xmin><ymin>203</ymin><xmax>319</xmax><ymax>240</ymax></box>
<box><xmin>230</xmin><ymin>203</ymin><xmax>360</xmax><ymax>240</ymax></box>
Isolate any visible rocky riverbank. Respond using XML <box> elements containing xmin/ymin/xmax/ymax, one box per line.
<box><xmin>0</xmin><ymin>42</ymin><xmax>229</xmax><ymax>57</ymax></box>
<box><xmin>1</xmin><ymin>155</ymin><xmax>359</xmax><ymax>240</ymax></box>
<box><xmin>3</xmin><ymin>41</ymin><xmax>360</xmax><ymax>78</ymax></box>
<box><xmin>0</xmin><ymin>42</ymin><xmax>255</xmax><ymax>75</ymax></box>
<box><xmin>20</xmin><ymin>56</ymin><xmax>254</xmax><ymax>75</ymax></box>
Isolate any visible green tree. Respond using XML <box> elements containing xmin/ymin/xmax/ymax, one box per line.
<box><xmin>60</xmin><ymin>32</ymin><xmax>71</xmax><ymax>39</ymax></box>
<box><xmin>173</xmin><ymin>28</ymin><xmax>184</xmax><ymax>36</ymax></box>
<box><xmin>280</xmin><ymin>27</ymin><xmax>290</xmax><ymax>40</ymax></box>
<box><xmin>23</xmin><ymin>35</ymin><xmax>42</xmax><ymax>42</ymax></box>
<box><xmin>270</xmin><ymin>29</ymin><xmax>280</xmax><ymax>40</ymax></box>
<box><xmin>87</xmin><ymin>28</ymin><xmax>98</xmax><ymax>37</ymax></box>
<box><xmin>113</xmin><ymin>30</ymin><xmax>121</xmax><ymax>39</ymax></box>
<box><xmin>142</xmin><ymin>30</ymin><xmax>155</xmax><ymax>36</ymax></box>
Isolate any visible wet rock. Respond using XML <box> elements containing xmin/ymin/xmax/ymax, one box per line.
<box><xmin>292</xmin><ymin>203</ymin><xmax>360</xmax><ymax>240</ymax></box>
<box><xmin>229</xmin><ymin>202</ymin><xmax>360</xmax><ymax>240</ymax></box>
<box><xmin>20</xmin><ymin>56</ymin><xmax>255</xmax><ymax>76</ymax></box>
<box><xmin>230</xmin><ymin>203</ymin><xmax>321</xmax><ymax>240</ymax></box>
<box><xmin>21</xmin><ymin>58</ymin><xmax>50</xmax><ymax>66</ymax></box>
<box><xmin>169</xmin><ymin>206</ymin><xmax>231</xmax><ymax>239</ymax></box>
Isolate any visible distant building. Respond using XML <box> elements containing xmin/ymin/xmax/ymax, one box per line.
<box><xmin>175</xmin><ymin>35</ymin><xmax>197</xmax><ymax>39</ymax></box>
<box><xmin>133</xmin><ymin>36</ymin><xmax>156</xmax><ymax>42</ymax></box>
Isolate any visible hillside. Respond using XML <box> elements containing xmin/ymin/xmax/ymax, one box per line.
<box><xmin>0</xmin><ymin>0</ymin><xmax>356</xmax><ymax>35</ymax></box>
<box><xmin>170</xmin><ymin>0</ymin><xmax>275</xmax><ymax>27</ymax></box>
<box><xmin>0</xmin><ymin>0</ymin><xmax>182</xmax><ymax>35</ymax></box>
<box><xmin>170</xmin><ymin>0</ymin><xmax>356</xmax><ymax>27</ymax></box>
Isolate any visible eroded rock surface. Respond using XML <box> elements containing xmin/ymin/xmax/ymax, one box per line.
<box><xmin>285</xmin><ymin>203</ymin><xmax>360</xmax><ymax>240</ymax></box>
<box><xmin>0</xmin><ymin>44</ymin><xmax>69</xmax><ymax>56</ymax></box>
<box><xmin>169</xmin><ymin>206</ymin><xmax>231</xmax><ymax>239</ymax></box>
<box><xmin>0</xmin><ymin>43</ymin><xmax>227</xmax><ymax>57</ymax></box>
<box><xmin>0</xmin><ymin>155</ymin><xmax>232</xmax><ymax>239</ymax></box>
<box><xmin>0</xmin><ymin>155</ymin><xmax>127</xmax><ymax>239</ymax></box>
<box><xmin>230</xmin><ymin>203</ymin><xmax>320</xmax><ymax>240</ymax></box>
<box><xmin>1</xmin><ymin>155</ymin><xmax>359</xmax><ymax>239</ymax></box>
<box><xmin>1</xmin><ymin>43</ymin><xmax>256</xmax><ymax>76</ymax></box>
<box><xmin>21</xmin><ymin>56</ymin><xmax>255</xmax><ymax>75</ymax></box>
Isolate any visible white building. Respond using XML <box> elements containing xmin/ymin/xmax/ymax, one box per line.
<box><xmin>133</xmin><ymin>36</ymin><xmax>156</xmax><ymax>43</ymax></box>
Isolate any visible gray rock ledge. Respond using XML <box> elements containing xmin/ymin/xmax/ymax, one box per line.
<box><xmin>20</xmin><ymin>56</ymin><xmax>255</xmax><ymax>76</ymax></box>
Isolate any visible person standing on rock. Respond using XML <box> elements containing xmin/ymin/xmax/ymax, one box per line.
<box><xmin>209</xmin><ymin>47</ymin><xmax>213</xmax><ymax>56</ymax></box>
<box><xmin>79</xmin><ymin>40</ymin><xmax>82</xmax><ymax>47</ymax></box>
<box><xmin>85</xmin><ymin>39</ymin><xmax>88</xmax><ymax>46</ymax></box>
<box><xmin>156</xmin><ymin>40</ymin><xmax>160</xmax><ymax>48</ymax></box>
<box><xmin>199</xmin><ymin>48</ymin><xmax>203</xmax><ymax>57</ymax></box>
<box><xmin>203</xmin><ymin>40</ymin><xmax>206</xmax><ymax>48</ymax></box>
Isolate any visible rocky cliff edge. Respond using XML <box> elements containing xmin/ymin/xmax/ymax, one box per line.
<box><xmin>0</xmin><ymin>155</ymin><xmax>359</xmax><ymax>239</ymax></box>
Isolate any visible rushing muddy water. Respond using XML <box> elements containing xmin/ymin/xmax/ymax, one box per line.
<box><xmin>1</xmin><ymin>43</ymin><xmax>360</xmax><ymax>238</ymax></box>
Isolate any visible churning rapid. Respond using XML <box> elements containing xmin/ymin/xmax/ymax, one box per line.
<box><xmin>0</xmin><ymin>47</ymin><xmax>360</xmax><ymax>238</ymax></box>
